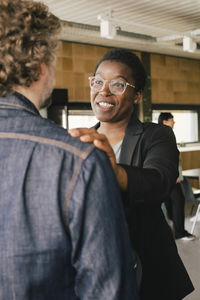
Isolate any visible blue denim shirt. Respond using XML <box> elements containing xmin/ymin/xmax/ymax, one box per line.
<box><xmin>0</xmin><ymin>92</ymin><xmax>139</xmax><ymax>300</ymax></box>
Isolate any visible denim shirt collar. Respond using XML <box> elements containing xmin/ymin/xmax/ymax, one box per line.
<box><xmin>0</xmin><ymin>91</ymin><xmax>40</xmax><ymax>116</ymax></box>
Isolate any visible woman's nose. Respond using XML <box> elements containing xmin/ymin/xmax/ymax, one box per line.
<box><xmin>99</xmin><ymin>81</ymin><xmax>111</xmax><ymax>95</ymax></box>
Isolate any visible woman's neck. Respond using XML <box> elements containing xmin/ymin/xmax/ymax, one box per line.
<box><xmin>98</xmin><ymin>119</ymin><xmax>129</xmax><ymax>146</ymax></box>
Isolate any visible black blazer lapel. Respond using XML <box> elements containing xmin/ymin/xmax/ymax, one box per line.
<box><xmin>93</xmin><ymin>115</ymin><xmax>143</xmax><ymax>165</ymax></box>
<box><xmin>119</xmin><ymin>114</ymin><xmax>143</xmax><ymax>165</ymax></box>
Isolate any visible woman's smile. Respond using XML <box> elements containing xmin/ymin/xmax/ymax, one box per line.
<box><xmin>98</xmin><ymin>101</ymin><xmax>114</xmax><ymax>108</ymax></box>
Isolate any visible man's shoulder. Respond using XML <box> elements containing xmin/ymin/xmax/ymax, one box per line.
<box><xmin>143</xmin><ymin>121</ymin><xmax>162</xmax><ymax>130</ymax></box>
<box><xmin>27</xmin><ymin>116</ymin><xmax>96</xmax><ymax>160</ymax></box>
<box><xmin>141</xmin><ymin>121</ymin><xmax>177</xmax><ymax>150</ymax></box>
<box><xmin>143</xmin><ymin>121</ymin><xmax>173</xmax><ymax>136</ymax></box>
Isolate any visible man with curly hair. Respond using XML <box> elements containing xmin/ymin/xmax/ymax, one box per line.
<box><xmin>0</xmin><ymin>1</ymin><xmax>139</xmax><ymax>299</ymax></box>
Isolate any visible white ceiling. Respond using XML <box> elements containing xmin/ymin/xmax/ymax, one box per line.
<box><xmin>38</xmin><ymin>0</ymin><xmax>200</xmax><ymax>59</ymax></box>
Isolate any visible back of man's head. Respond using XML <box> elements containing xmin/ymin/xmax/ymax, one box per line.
<box><xmin>158</xmin><ymin>112</ymin><xmax>174</xmax><ymax>125</ymax></box>
<box><xmin>0</xmin><ymin>0</ymin><xmax>61</xmax><ymax>97</ymax></box>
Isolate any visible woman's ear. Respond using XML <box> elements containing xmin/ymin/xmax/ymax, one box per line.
<box><xmin>133</xmin><ymin>91</ymin><xmax>142</xmax><ymax>104</ymax></box>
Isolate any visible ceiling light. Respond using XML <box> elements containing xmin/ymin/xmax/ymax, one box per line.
<box><xmin>183</xmin><ymin>36</ymin><xmax>196</xmax><ymax>52</ymax></box>
<box><xmin>100</xmin><ymin>19</ymin><xmax>116</xmax><ymax>39</ymax></box>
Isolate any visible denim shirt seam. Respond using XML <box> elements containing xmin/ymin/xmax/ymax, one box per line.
<box><xmin>0</xmin><ymin>132</ymin><xmax>94</xmax><ymax>160</ymax></box>
<box><xmin>61</xmin><ymin>156</ymin><xmax>85</xmax><ymax>234</ymax></box>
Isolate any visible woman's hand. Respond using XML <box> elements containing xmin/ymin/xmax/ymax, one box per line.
<box><xmin>68</xmin><ymin>127</ymin><xmax>116</xmax><ymax>170</ymax></box>
<box><xmin>68</xmin><ymin>128</ymin><xmax>127</xmax><ymax>191</ymax></box>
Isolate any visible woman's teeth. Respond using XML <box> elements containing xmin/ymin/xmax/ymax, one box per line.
<box><xmin>99</xmin><ymin>101</ymin><xmax>114</xmax><ymax>108</ymax></box>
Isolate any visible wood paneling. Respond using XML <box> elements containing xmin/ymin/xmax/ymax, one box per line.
<box><xmin>180</xmin><ymin>151</ymin><xmax>200</xmax><ymax>170</ymax></box>
<box><xmin>151</xmin><ymin>54</ymin><xmax>200</xmax><ymax>104</ymax></box>
<box><xmin>55</xmin><ymin>42</ymin><xmax>111</xmax><ymax>102</ymax></box>
<box><xmin>180</xmin><ymin>151</ymin><xmax>200</xmax><ymax>188</ymax></box>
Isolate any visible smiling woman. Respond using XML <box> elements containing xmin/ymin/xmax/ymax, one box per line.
<box><xmin>69</xmin><ymin>48</ymin><xmax>194</xmax><ymax>300</ymax></box>
<box><xmin>90</xmin><ymin>59</ymin><xmax>140</xmax><ymax>130</ymax></box>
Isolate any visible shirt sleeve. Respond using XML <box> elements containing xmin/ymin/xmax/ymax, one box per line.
<box><xmin>68</xmin><ymin>148</ymin><xmax>139</xmax><ymax>300</ymax></box>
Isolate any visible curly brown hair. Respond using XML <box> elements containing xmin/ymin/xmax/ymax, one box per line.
<box><xmin>0</xmin><ymin>0</ymin><xmax>61</xmax><ymax>96</ymax></box>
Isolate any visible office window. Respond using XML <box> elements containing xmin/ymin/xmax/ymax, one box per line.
<box><xmin>152</xmin><ymin>110</ymin><xmax>199</xmax><ymax>144</ymax></box>
<box><xmin>68</xmin><ymin>110</ymin><xmax>98</xmax><ymax>129</ymax></box>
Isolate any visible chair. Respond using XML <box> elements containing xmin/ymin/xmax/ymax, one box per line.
<box><xmin>180</xmin><ymin>176</ymin><xmax>200</xmax><ymax>234</ymax></box>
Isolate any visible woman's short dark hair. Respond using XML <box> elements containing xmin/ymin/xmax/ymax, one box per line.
<box><xmin>158</xmin><ymin>112</ymin><xmax>174</xmax><ymax>124</ymax></box>
<box><xmin>94</xmin><ymin>48</ymin><xmax>147</xmax><ymax>93</ymax></box>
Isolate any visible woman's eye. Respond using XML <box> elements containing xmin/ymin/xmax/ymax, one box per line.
<box><xmin>113</xmin><ymin>81</ymin><xmax>125</xmax><ymax>88</ymax></box>
<box><xmin>94</xmin><ymin>79</ymin><xmax>103</xmax><ymax>85</ymax></box>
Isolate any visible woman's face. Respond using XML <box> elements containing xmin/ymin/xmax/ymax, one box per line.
<box><xmin>90</xmin><ymin>60</ymin><xmax>139</xmax><ymax>124</ymax></box>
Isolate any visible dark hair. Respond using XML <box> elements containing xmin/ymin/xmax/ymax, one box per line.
<box><xmin>94</xmin><ymin>48</ymin><xmax>147</xmax><ymax>93</ymax></box>
<box><xmin>158</xmin><ymin>112</ymin><xmax>174</xmax><ymax>124</ymax></box>
<box><xmin>0</xmin><ymin>0</ymin><xmax>61</xmax><ymax>96</ymax></box>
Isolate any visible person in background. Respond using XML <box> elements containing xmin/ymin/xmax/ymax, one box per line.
<box><xmin>69</xmin><ymin>48</ymin><xmax>194</xmax><ymax>300</ymax></box>
<box><xmin>158</xmin><ymin>112</ymin><xmax>196</xmax><ymax>241</ymax></box>
<box><xmin>0</xmin><ymin>2</ymin><xmax>139</xmax><ymax>299</ymax></box>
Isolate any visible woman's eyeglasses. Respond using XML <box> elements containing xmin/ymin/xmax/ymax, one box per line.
<box><xmin>88</xmin><ymin>76</ymin><xmax>135</xmax><ymax>95</ymax></box>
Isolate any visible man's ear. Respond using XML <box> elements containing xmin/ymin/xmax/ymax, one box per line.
<box><xmin>133</xmin><ymin>91</ymin><xmax>142</xmax><ymax>104</ymax></box>
<box><xmin>163</xmin><ymin>120</ymin><xmax>168</xmax><ymax>126</ymax></box>
<box><xmin>40</xmin><ymin>63</ymin><xmax>47</xmax><ymax>76</ymax></box>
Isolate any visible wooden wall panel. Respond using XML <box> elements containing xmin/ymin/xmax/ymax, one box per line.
<box><xmin>180</xmin><ymin>151</ymin><xmax>200</xmax><ymax>188</ymax></box>
<box><xmin>151</xmin><ymin>54</ymin><xmax>200</xmax><ymax>104</ymax></box>
<box><xmin>55</xmin><ymin>41</ymin><xmax>200</xmax><ymax>105</ymax></box>
<box><xmin>55</xmin><ymin>42</ymin><xmax>111</xmax><ymax>102</ymax></box>
<box><xmin>180</xmin><ymin>151</ymin><xmax>200</xmax><ymax>170</ymax></box>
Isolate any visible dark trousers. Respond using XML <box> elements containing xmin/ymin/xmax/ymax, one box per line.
<box><xmin>165</xmin><ymin>183</ymin><xmax>186</xmax><ymax>239</ymax></box>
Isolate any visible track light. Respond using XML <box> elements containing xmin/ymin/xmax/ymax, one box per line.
<box><xmin>98</xmin><ymin>14</ymin><xmax>116</xmax><ymax>39</ymax></box>
<box><xmin>183</xmin><ymin>36</ymin><xmax>196</xmax><ymax>52</ymax></box>
<box><xmin>100</xmin><ymin>19</ymin><xmax>116</xmax><ymax>39</ymax></box>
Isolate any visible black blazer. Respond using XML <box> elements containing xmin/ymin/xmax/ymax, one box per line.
<box><xmin>119</xmin><ymin>114</ymin><xmax>194</xmax><ymax>300</ymax></box>
<box><xmin>95</xmin><ymin>113</ymin><xmax>194</xmax><ymax>300</ymax></box>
